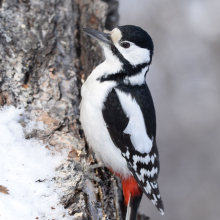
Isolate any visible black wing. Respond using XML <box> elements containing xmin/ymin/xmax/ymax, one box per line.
<box><xmin>102</xmin><ymin>84</ymin><xmax>164</xmax><ymax>214</ymax></box>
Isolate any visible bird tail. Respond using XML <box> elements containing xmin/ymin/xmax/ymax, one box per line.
<box><xmin>131</xmin><ymin>171</ymin><xmax>164</xmax><ymax>215</ymax></box>
<box><xmin>126</xmin><ymin>193</ymin><xmax>143</xmax><ymax>220</ymax></box>
<box><xmin>144</xmin><ymin>180</ymin><xmax>164</xmax><ymax>215</ymax></box>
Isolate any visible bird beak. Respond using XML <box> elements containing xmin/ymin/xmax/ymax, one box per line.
<box><xmin>83</xmin><ymin>28</ymin><xmax>112</xmax><ymax>46</ymax></box>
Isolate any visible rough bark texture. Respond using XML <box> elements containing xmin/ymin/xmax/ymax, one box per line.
<box><xmin>0</xmin><ymin>0</ymin><xmax>148</xmax><ymax>219</ymax></box>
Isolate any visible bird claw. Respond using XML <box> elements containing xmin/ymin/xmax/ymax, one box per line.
<box><xmin>83</xmin><ymin>162</ymin><xmax>104</xmax><ymax>185</ymax></box>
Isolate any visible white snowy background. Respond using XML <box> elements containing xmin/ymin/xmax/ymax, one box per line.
<box><xmin>0</xmin><ymin>106</ymin><xmax>71</xmax><ymax>220</ymax></box>
<box><xmin>119</xmin><ymin>1</ymin><xmax>220</xmax><ymax>220</ymax></box>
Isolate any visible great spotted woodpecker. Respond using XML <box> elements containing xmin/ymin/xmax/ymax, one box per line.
<box><xmin>80</xmin><ymin>25</ymin><xmax>164</xmax><ymax>219</ymax></box>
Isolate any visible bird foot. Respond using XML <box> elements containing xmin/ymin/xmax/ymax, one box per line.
<box><xmin>83</xmin><ymin>162</ymin><xmax>104</xmax><ymax>185</ymax></box>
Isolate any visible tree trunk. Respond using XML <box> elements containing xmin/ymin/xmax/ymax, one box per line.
<box><xmin>0</xmin><ymin>0</ymin><xmax>148</xmax><ymax>219</ymax></box>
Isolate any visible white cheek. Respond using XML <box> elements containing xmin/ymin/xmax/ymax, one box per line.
<box><xmin>115</xmin><ymin>43</ymin><xmax>150</xmax><ymax>66</ymax></box>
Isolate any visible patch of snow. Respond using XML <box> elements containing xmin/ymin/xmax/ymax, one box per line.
<box><xmin>0</xmin><ymin>106</ymin><xmax>71</xmax><ymax>220</ymax></box>
<box><xmin>24</xmin><ymin>119</ymin><xmax>46</xmax><ymax>133</ymax></box>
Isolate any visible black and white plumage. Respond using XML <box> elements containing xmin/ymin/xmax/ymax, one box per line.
<box><xmin>80</xmin><ymin>25</ymin><xmax>164</xmax><ymax>217</ymax></box>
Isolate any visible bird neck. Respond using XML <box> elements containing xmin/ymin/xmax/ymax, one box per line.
<box><xmin>97</xmin><ymin>62</ymin><xmax>150</xmax><ymax>86</ymax></box>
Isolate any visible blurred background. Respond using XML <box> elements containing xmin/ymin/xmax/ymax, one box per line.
<box><xmin>119</xmin><ymin>1</ymin><xmax>220</xmax><ymax>220</ymax></box>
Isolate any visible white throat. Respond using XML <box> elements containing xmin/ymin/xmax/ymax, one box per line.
<box><xmin>103</xmin><ymin>46</ymin><xmax>122</xmax><ymax>70</ymax></box>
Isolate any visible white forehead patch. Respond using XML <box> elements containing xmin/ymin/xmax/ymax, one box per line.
<box><xmin>111</xmin><ymin>28</ymin><xmax>122</xmax><ymax>43</ymax></box>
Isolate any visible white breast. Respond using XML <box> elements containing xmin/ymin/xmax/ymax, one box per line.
<box><xmin>80</xmin><ymin>60</ymin><xmax>130</xmax><ymax>177</ymax></box>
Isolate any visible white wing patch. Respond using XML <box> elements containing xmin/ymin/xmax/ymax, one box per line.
<box><xmin>133</xmin><ymin>155</ymin><xmax>151</xmax><ymax>170</ymax></box>
<box><xmin>160</xmin><ymin>209</ymin><xmax>165</xmax><ymax>216</ymax></box>
<box><xmin>150</xmin><ymin>182</ymin><xmax>158</xmax><ymax>189</ymax></box>
<box><xmin>151</xmin><ymin>155</ymin><xmax>156</xmax><ymax>164</ymax></box>
<box><xmin>122</xmin><ymin>149</ymin><xmax>130</xmax><ymax>159</ymax></box>
<box><xmin>139</xmin><ymin>167</ymin><xmax>158</xmax><ymax>179</ymax></box>
<box><xmin>115</xmin><ymin>89</ymin><xmax>153</xmax><ymax>154</ymax></box>
<box><xmin>145</xmin><ymin>181</ymin><xmax>152</xmax><ymax>194</ymax></box>
<box><xmin>152</xmin><ymin>194</ymin><xmax>158</xmax><ymax>205</ymax></box>
<box><xmin>140</xmin><ymin>168</ymin><xmax>151</xmax><ymax>179</ymax></box>
<box><xmin>151</xmin><ymin>167</ymin><xmax>158</xmax><ymax>177</ymax></box>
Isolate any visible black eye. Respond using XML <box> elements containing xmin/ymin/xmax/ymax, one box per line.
<box><xmin>120</xmin><ymin>42</ymin><xmax>130</xmax><ymax>48</ymax></box>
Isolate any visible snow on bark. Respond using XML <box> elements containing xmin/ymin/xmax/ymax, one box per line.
<box><xmin>0</xmin><ymin>106</ymin><xmax>70</xmax><ymax>219</ymax></box>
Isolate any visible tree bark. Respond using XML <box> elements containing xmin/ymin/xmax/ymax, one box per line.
<box><xmin>0</xmin><ymin>0</ymin><xmax>148</xmax><ymax>219</ymax></box>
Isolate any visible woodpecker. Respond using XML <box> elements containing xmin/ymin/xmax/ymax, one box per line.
<box><xmin>80</xmin><ymin>25</ymin><xmax>164</xmax><ymax>219</ymax></box>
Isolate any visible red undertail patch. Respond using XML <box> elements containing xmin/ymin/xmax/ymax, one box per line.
<box><xmin>121</xmin><ymin>176</ymin><xmax>143</xmax><ymax>206</ymax></box>
<box><xmin>109</xmin><ymin>168</ymin><xmax>143</xmax><ymax>206</ymax></box>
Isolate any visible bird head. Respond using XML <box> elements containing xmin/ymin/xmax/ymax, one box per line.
<box><xmin>83</xmin><ymin>25</ymin><xmax>154</xmax><ymax>67</ymax></box>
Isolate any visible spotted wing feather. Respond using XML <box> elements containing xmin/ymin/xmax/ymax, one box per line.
<box><xmin>102</xmin><ymin>85</ymin><xmax>164</xmax><ymax>214</ymax></box>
